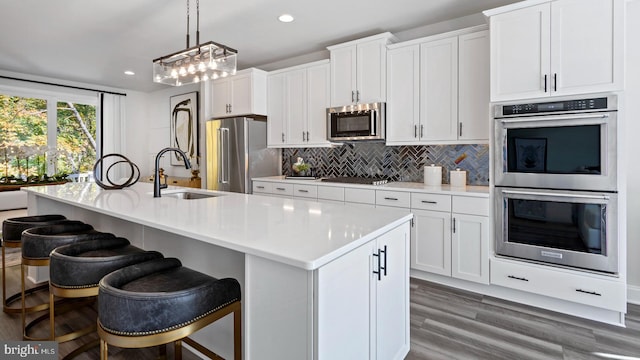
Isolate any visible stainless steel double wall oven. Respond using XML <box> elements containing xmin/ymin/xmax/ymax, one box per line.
<box><xmin>493</xmin><ymin>94</ymin><xmax>619</xmax><ymax>274</ymax></box>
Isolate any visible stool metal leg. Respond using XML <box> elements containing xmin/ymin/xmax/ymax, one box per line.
<box><xmin>175</xmin><ymin>340</ymin><xmax>182</xmax><ymax>360</ymax></box>
<box><xmin>234</xmin><ymin>305</ymin><xmax>242</xmax><ymax>360</ymax></box>
<box><xmin>100</xmin><ymin>338</ymin><xmax>108</xmax><ymax>360</ymax></box>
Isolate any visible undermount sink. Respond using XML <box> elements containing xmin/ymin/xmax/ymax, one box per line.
<box><xmin>162</xmin><ymin>191</ymin><xmax>220</xmax><ymax>200</ymax></box>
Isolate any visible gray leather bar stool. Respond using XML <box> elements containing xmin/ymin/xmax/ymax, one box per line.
<box><xmin>21</xmin><ymin>220</ymin><xmax>116</xmax><ymax>340</ymax></box>
<box><xmin>1</xmin><ymin>214</ymin><xmax>67</xmax><ymax>314</ymax></box>
<box><xmin>49</xmin><ymin>238</ymin><xmax>163</xmax><ymax>359</ymax></box>
<box><xmin>98</xmin><ymin>257</ymin><xmax>242</xmax><ymax>360</ymax></box>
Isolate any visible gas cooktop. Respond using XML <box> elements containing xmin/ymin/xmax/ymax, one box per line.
<box><xmin>320</xmin><ymin>177</ymin><xmax>388</xmax><ymax>186</ymax></box>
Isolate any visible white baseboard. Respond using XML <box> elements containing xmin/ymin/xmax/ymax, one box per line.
<box><xmin>628</xmin><ymin>284</ymin><xmax>640</xmax><ymax>305</ymax></box>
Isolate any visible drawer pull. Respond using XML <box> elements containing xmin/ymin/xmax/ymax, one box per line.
<box><xmin>421</xmin><ymin>200</ymin><xmax>437</xmax><ymax>204</ymax></box>
<box><xmin>576</xmin><ymin>289</ymin><xmax>602</xmax><ymax>297</ymax></box>
<box><xmin>384</xmin><ymin>197</ymin><xmax>398</xmax><ymax>201</ymax></box>
<box><xmin>256</xmin><ymin>186</ymin><xmax>265</xmax><ymax>189</ymax></box>
<box><xmin>507</xmin><ymin>275</ymin><xmax>529</xmax><ymax>282</ymax></box>
<box><xmin>298</xmin><ymin>189</ymin><xmax>309</xmax><ymax>193</ymax></box>
<box><xmin>275</xmin><ymin>187</ymin><xmax>286</xmax><ymax>191</ymax></box>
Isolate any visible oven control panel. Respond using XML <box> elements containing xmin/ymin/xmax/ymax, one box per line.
<box><xmin>500</xmin><ymin>97</ymin><xmax>608</xmax><ymax>116</ymax></box>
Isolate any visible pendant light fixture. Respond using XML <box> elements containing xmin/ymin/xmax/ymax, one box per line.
<box><xmin>153</xmin><ymin>0</ymin><xmax>237</xmax><ymax>86</ymax></box>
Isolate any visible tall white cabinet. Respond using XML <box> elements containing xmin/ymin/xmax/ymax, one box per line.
<box><xmin>486</xmin><ymin>0</ymin><xmax>624</xmax><ymax>101</ymax></box>
<box><xmin>267</xmin><ymin>60</ymin><xmax>330</xmax><ymax>147</ymax></box>
<box><xmin>328</xmin><ymin>32</ymin><xmax>397</xmax><ymax>106</ymax></box>
<box><xmin>386</xmin><ymin>27</ymin><xmax>489</xmax><ymax>145</ymax></box>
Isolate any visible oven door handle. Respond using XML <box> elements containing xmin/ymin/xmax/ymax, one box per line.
<box><xmin>501</xmin><ymin>189</ymin><xmax>610</xmax><ymax>201</ymax></box>
<box><xmin>499</xmin><ymin>113</ymin><xmax>609</xmax><ymax>124</ymax></box>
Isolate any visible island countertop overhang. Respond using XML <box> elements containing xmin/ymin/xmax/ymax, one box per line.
<box><xmin>23</xmin><ymin>182</ymin><xmax>413</xmax><ymax>270</ymax></box>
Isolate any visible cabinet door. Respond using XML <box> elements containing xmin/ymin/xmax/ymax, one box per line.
<box><xmin>550</xmin><ymin>0</ymin><xmax>623</xmax><ymax>95</ymax></box>
<box><xmin>451</xmin><ymin>214</ymin><xmax>489</xmax><ymax>284</ymax></box>
<box><xmin>357</xmin><ymin>40</ymin><xmax>387</xmax><ymax>104</ymax></box>
<box><xmin>386</xmin><ymin>45</ymin><xmax>420</xmax><ymax>144</ymax></box>
<box><xmin>330</xmin><ymin>46</ymin><xmax>357</xmax><ymax>106</ymax></box>
<box><xmin>420</xmin><ymin>37</ymin><xmax>458</xmax><ymax>141</ymax></box>
<box><xmin>229</xmin><ymin>74</ymin><xmax>252</xmax><ymax>116</ymax></box>
<box><xmin>267</xmin><ymin>74</ymin><xmax>287</xmax><ymax>146</ymax></box>
<box><xmin>490</xmin><ymin>3</ymin><xmax>551</xmax><ymax>101</ymax></box>
<box><xmin>316</xmin><ymin>241</ymin><xmax>372</xmax><ymax>359</ymax></box>
<box><xmin>306</xmin><ymin>63</ymin><xmax>330</xmax><ymax>145</ymax></box>
<box><xmin>211</xmin><ymin>79</ymin><xmax>230</xmax><ymax>118</ymax></box>
<box><xmin>285</xmin><ymin>69</ymin><xmax>308</xmax><ymax>146</ymax></box>
<box><xmin>374</xmin><ymin>223</ymin><xmax>410</xmax><ymax>360</ymax></box>
<box><xmin>411</xmin><ymin>209</ymin><xmax>451</xmax><ymax>276</ymax></box>
<box><xmin>458</xmin><ymin>31</ymin><xmax>489</xmax><ymax>141</ymax></box>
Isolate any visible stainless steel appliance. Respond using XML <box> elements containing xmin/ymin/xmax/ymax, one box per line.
<box><xmin>494</xmin><ymin>94</ymin><xmax>617</xmax><ymax>191</ymax></box>
<box><xmin>206</xmin><ymin>116</ymin><xmax>279</xmax><ymax>193</ymax></box>
<box><xmin>495</xmin><ymin>187</ymin><xmax>618</xmax><ymax>274</ymax></box>
<box><xmin>493</xmin><ymin>94</ymin><xmax>619</xmax><ymax>274</ymax></box>
<box><xmin>327</xmin><ymin>102</ymin><xmax>385</xmax><ymax>141</ymax></box>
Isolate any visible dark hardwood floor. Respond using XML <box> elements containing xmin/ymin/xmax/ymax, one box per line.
<box><xmin>1</xmin><ymin>264</ymin><xmax>639</xmax><ymax>359</ymax></box>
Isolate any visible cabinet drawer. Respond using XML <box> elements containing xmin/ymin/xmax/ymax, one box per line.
<box><xmin>317</xmin><ymin>186</ymin><xmax>345</xmax><ymax>202</ymax></box>
<box><xmin>490</xmin><ymin>259</ymin><xmax>626</xmax><ymax>311</ymax></box>
<box><xmin>452</xmin><ymin>196</ymin><xmax>489</xmax><ymax>216</ymax></box>
<box><xmin>252</xmin><ymin>181</ymin><xmax>272</xmax><ymax>194</ymax></box>
<box><xmin>294</xmin><ymin>184</ymin><xmax>318</xmax><ymax>199</ymax></box>
<box><xmin>271</xmin><ymin>183</ymin><xmax>294</xmax><ymax>196</ymax></box>
<box><xmin>376</xmin><ymin>190</ymin><xmax>410</xmax><ymax>208</ymax></box>
<box><xmin>345</xmin><ymin>188</ymin><xmax>376</xmax><ymax>205</ymax></box>
<box><xmin>411</xmin><ymin>193</ymin><xmax>451</xmax><ymax>212</ymax></box>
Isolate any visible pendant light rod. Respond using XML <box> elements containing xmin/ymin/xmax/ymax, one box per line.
<box><xmin>186</xmin><ymin>0</ymin><xmax>190</xmax><ymax>48</ymax></box>
<box><xmin>196</xmin><ymin>0</ymin><xmax>200</xmax><ymax>46</ymax></box>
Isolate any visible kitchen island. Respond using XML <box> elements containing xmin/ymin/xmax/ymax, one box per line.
<box><xmin>23</xmin><ymin>182</ymin><xmax>412</xmax><ymax>360</ymax></box>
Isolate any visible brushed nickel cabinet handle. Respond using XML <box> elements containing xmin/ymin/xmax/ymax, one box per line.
<box><xmin>384</xmin><ymin>197</ymin><xmax>398</xmax><ymax>201</ymax></box>
<box><xmin>421</xmin><ymin>200</ymin><xmax>437</xmax><ymax>204</ymax></box>
<box><xmin>576</xmin><ymin>289</ymin><xmax>601</xmax><ymax>296</ymax></box>
<box><xmin>507</xmin><ymin>275</ymin><xmax>529</xmax><ymax>282</ymax></box>
<box><xmin>298</xmin><ymin>189</ymin><xmax>309</xmax><ymax>193</ymax></box>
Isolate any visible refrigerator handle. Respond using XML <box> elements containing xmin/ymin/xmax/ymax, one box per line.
<box><xmin>221</xmin><ymin>128</ymin><xmax>230</xmax><ymax>184</ymax></box>
<box><xmin>217</xmin><ymin>128</ymin><xmax>223</xmax><ymax>184</ymax></box>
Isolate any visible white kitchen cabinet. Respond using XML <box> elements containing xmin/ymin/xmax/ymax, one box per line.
<box><xmin>211</xmin><ymin>68</ymin><xmax>267</xmax><ymax>118</ymax></box>
<box><xmin>420</xmin><ymin>36</ymin><xmax>458</xmax><ymax>141</ymax></box>
<box><xmin>487</xmin><ymin>0</ymin><xmax>624</xmax><ymax>101</ymax></box>
<box><xmin>328</xmin><ymin>33</ymin><xmax>396</xmax><ymax>106</ymax></box>
<box><xmin>451</xmin><ymin>213</ymin><xmax>489</xmax><ymax>284</ymax></box>
<box><xmin>386</xmin><ymin>44</ymin><xmax>420</xmax><ymax>144</ymax></box>
<box><xmin>316</xmin><ymin>222</ymin><xmax>410</xmax><ymax>360</ymax></box>
<box><xmin>386</xmin><ymin>27</ymin><xmax>489</xmax><ymax>145</ymax></box>
<box><xmin>458</xmin><ymin>30</ymin><xmax>490</xmax><ymax>141</ymax></box>
<box><xmin>267</xmin><ymin>61</ymin><xmax>330</xmax><ymax>147</ymax></box>
<box><xmin>412</xmin><ymin>209</ymin><xmax>452</xmax><ymax>276</ymax></box>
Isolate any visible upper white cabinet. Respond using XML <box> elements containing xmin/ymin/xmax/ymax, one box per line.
<box><xmin>486</xmin><ymin>0</ymin><xmax>624</xmax><ymax>101</ymax></box>
<box><xmin>210</xmin><ymin>68</ymin><xmax>267</xmax><ymax>118</ymax></box>
<box><xmin>267</xmin><ymin>61</ymin><xmax>331</xmax><ymax>148</ymax></box>
<box><xmin>386</xmin><ymin>27</ymin><xmax>489</xmax><ymax>145</ymax></box>
<box><xmin>328</xmin><ymin>33</ymin><xmax>397</xmax><ymax>106</ymax></box>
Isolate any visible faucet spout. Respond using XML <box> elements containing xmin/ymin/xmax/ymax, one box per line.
<box><xmin>154</xmin><ymin>147</ymin><xmax>192</xmax><ymax>198</ymax></box>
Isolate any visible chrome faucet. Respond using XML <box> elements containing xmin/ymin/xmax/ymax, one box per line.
<box><xmin>154</xmin><ymin>147</ymin><xmax>191</xmax><ymax>197</ymax></box>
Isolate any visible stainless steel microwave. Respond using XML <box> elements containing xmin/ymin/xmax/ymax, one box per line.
<box><xmin>327</xmin><ymin>102</ymin><xmax>385</xmax><ymax>141</ymax></box>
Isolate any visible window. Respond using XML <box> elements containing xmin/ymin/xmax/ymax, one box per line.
<box><xmin>0</xmin><ymin>92</ymin><xmax>98</xmax><ymax>182</ymax></box>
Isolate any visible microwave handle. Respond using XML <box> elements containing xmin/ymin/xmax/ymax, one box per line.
<box><xmin>370</xmin><ymin>111</ymin><xmax>376</xmax><ymax>136</ymax></box>
<box><xmin>499</xmin><ymin>113</ymin><xmax>609</xmax><ymax>124</ymax></box>
<box><xmin>501</xmin><ymin>189</ymin><xmax>610</xmax><ymax>201</ymax></box>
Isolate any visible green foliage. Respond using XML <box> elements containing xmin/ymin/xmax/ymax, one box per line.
<box><xmin>0</xmin><ymin>94</ymin><xmax>97</xmax><ymax>181</ymax></box>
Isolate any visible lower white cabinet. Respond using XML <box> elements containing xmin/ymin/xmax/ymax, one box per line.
<box><xmin>491</xmin><ymin>257</ymin><xmax>626</xmax><ymax>312</ymax></box>
<box><xmin>316</xmin><ymin>222</ymin><xmax>410</xmax><ymax>360</ymax></box>
<box><xmin>411</xmin><ymin>194</ymin><xmax>490</xmax><ymax>284</ymax></box>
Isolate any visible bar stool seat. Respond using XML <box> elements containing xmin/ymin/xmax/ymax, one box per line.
<box><xmin>49</xmin><ymin>238</ymin><xmax>163</xmax><ymax>358</ymax></box>
<box><xmin>98</xmin><ymin>257</ymin><xmax>241</xmax><ymax>360</ymax></box>
<box><xmin>2</xmin><ymin>214</ymin><xmax>67</xmax><ymax>314</ymax></box>
<box><xmin>21</xmin><ymin>220</ymin><xmax>116</xmax><ymax>340</ymax></box>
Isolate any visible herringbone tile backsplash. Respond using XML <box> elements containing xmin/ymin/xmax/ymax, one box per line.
<box><xmin>283</xmin><ymin>143</ymin><xmax>489</xmax><ymax>185</ymax></box>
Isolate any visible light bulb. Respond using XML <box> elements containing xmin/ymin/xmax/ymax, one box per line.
<box><xmin>202</xmin><ymin>74</ymin><xmax>209</xmax><ymax>81</ymax></box>
<box><xmin>179</xmin><ymin>67</ymin><xmax>187</xmax><ymax>76</ymax></box>
<box><xmin>209</xmin><ymin>61</ymin><xmax>218</xmax><ymax>70</ymax></box>
<box><xmin>194</xmin><ymin>76</ymin><xmax>200</xmax><ymax>83</ymax></box>
<box><xmin>187</xmin><ymin>64</ymin><xmax>196</xmax><ymax>74</ymax></box>
<box><xmin>221</xmin><ymin>71</ymin><xmax>228</xmax><ymax>78</ymax></box>
<box><xmin>212</xmin><ymin>73</ymin><xmax>219</xmax><ymax>80</ymax></box>
<box><xmin>170</xmin><ymin>69</ymin><xmax>178</xmax><ymax>78</ymax></box>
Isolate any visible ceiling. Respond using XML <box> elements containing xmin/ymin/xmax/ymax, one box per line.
<box><xmin>0</xmin><ymin>0</ymin><xmax>521</xmax><ymax>93</ymax></box>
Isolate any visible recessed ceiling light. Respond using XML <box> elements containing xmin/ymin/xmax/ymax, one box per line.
<box><xmin>278</xmin><ymin>14</ymin><xmax>294</xmax><ymax>23</ymax></box>
<box><xmin>124</xmin><ymin>70</ymin><xmax>135</xmax><ymax>76</ymax></box>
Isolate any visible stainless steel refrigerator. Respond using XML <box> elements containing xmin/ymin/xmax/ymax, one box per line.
<box><xmin>206</xmin><ymin>116</ymin><xmax>280</xmax><ymax>193</ymax></box>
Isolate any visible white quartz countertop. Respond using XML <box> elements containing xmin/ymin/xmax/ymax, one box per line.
<box><xmin>253</xmin><ymin>175</ymin><xmax>490</xmax><ymax>197</ymax></box>
<box><xmin>23</xmin><ymin>182</ymin><xmax>412</xmax><ymax>270</ymax></box>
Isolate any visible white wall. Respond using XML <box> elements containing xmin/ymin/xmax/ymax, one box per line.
<box><xmin>625</xmin><ymin>0</ymin><xmax>640</xmax><ymax>303</ymax></box>
<box><xmin>144</xmin><ymin>83</ymin><xmax>200</xmax><ymax>179</ymax></box>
